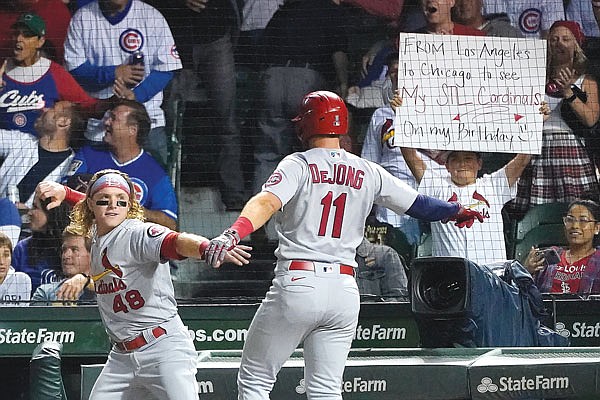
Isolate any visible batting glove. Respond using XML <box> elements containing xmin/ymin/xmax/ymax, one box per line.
<box><xmin>453</xmin><ymin>206</ymin><xmax>484</xmax><ymax>228</ymax></box>
<box><xmin>205</xmin><ymin>229</ymin><xmax>240</xmax><ymax>267</ymax></box>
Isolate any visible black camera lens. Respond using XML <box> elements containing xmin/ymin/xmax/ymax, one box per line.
<box><xmin>418</xmin><ymin>263</ymin><xmax>466</xmax><ymax>310</ymax></box>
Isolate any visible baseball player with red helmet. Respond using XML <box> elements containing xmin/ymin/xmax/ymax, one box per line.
<box><xmin>206</xmin><ymin>91</ymin><xmax>483</xmax><ymax>399</ymax></box>
<box><xmin>35</xmin><ymin>169</ymin><xmax>251</xmax><ymax>400</ymax></box>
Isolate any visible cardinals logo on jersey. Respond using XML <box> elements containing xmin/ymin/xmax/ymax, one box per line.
<box><xmin>380</xmin><ymin>118</ymin><xmax>395</xmax><ymax>149</ymax></box>
<box><xmin>92</xmin><ymin>248</ymin><xmax>123</xmax><ymax>281</ymax></box>
<box><xmin>264</xmin><ymin>171</ymin><xmax>283</xmax><ymax>187</ymax></box>
<box><xmin>147</xmin><ymin>224</ymin><xmax>166</xmax><ymax>238</ymax></box>
<box><xmin>443</xmin><ymin>191</ymin><xmax>490</xmax><ymax>227</ymax></box>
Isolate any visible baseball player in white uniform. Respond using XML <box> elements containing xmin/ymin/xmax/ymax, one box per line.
<box><xmin>36</xmin><ymin>170</ymin><xmax>251</xmax><ymax>400</ymax></box>
<box><xmin>205</xmin><ymin>91</ymin><xmax>483</xmax><ymax>400</ymax></box>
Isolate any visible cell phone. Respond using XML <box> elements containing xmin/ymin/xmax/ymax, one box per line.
<box><xmin>542</xmin><ymin>248</ymin><xmax>561</xmax><ymax>265</ymax></box>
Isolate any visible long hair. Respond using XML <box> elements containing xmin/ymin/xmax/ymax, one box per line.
<box><xmin>69</xmin><ymin>169</ymin><xmax>145</xmax><ymax>237</ymax></box>
<box><xmin>547</xmin><ymin>32</ymin><xmax>588</xmax><ymax>76</ymax></box>
<box><xmin>567</xmin><ymin>199</ymin><xmax>600</xmax><ymax>247</ymax></box>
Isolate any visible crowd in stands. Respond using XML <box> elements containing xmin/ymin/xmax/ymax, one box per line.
<box><xmin>1</xmin><ymin>0</ymin><xmax>600</xmax><ymax>304</ymax></box>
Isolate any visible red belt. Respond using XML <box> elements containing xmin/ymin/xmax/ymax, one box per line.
<box><xmin>115</xmin><ymin>327</ymin><xmax>167</xmax><ymax>352</ymax></box>
<box><xmin>289</xmin><ymin>260</ymin><xmax>355</xmax><ymax>277</ymax></box>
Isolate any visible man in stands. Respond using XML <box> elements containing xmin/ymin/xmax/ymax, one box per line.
<box><xmin>63</xmin><ymin>100</ymin><xmax>178</xmax><ymax>230</ymax></box>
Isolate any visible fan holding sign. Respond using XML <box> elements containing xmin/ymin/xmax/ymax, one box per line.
<box><xmin>392</xmin><ymin>32</ymin><xmax>553</xmax><ymax>264</ymax></box>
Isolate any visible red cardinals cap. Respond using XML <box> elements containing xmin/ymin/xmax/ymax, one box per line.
<box><xmin>550</xmin><ymin>20</ymin><xmax>585</xmax><ymax>46</ymax></box>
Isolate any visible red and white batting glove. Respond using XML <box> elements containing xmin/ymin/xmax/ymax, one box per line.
<box><xmin>204</xmin><ymin>229</ymin><xmax>240</xmax><ymax>268</ymax></box>
<box><xmin>442</xmin><ymin>202</ymin><xmax>484</xmax><ymax>228</ymax></box>
<box><xmin>453</xmin><ymin>205</ymin><xmax>484</xmax><ymax>228</ymax></box>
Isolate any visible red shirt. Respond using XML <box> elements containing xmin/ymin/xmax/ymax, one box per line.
<box><xmin>450</xmin><ymin>23</ymin><xmax>487</xmax><ymax>36</ymax></box>
<box><xmin>550</xmin><ymin>252</ymin><xmax>593</xmax><ymax>294</ymax></box>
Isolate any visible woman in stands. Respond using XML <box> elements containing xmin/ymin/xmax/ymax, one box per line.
<box><xmin>525</xmin><ymin>199</ymin><xmax>600</xmax><ymax>295</ymax></box>
<box><xmin>511</xmin><ymin>21</ymin><xmax>599</xmax><ymax>216</ymax></box>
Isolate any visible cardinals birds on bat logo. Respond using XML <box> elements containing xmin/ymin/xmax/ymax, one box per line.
<box><xmin>92</xmin><ymin>248</ymin><xmax>123</xmax><ymax>281</ymax></box>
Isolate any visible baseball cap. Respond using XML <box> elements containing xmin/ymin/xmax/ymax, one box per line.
<box><xmin>12</xmin><ymin>13</ymin><xmax>46</xmax><ymax>37</ymax></box>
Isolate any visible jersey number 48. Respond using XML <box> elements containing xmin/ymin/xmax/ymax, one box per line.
<box><xmin>113</xmin><ymin>290</ymin><xmax>146</xmax><ymax>313</ymax></box>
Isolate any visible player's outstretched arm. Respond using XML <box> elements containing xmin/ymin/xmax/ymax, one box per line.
<box><xmin>205</xmin><ymin>192</ymin><xmax>282</xmax><ymax>268</ymax></box>
<box><xmin>174</xmin><ymin>232</ymin><xmax>252</xmax><ymax>268</ymax></box>
<box><xmin>405</xmin><ymin>194</ymin><xmax>484</xmax><ymax>228</ymax></box>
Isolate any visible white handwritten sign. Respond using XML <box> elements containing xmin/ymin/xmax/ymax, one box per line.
<box><xmin>392</xmin><ymin>33</ymin><xmax>546</xmax><ymax>154</ymax></box>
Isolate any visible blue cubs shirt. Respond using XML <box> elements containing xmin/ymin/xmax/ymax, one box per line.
<box><xmin>0</xmin><ymin>58</ymin><xmax>97</xmax><ymax>134</ymax></box>
<box><xmin>65</xmin><ymin>145</ymin><xmax>178</xmax><ymax>219</ymax></box>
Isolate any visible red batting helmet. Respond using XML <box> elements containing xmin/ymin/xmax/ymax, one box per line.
<box><xmin>292</xmin><ymin>91</ymin><xmax>348</xmax><ymax>142</ymax></box>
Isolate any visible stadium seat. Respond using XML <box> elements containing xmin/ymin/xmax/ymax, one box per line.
<box><xmin>515</xmin><ymin>202</ymin><xmax>569</xmax><ymax>241</ymax></box>
<box><xmin>514</xmin><ymin>224</ymin><xmax>567</xmax><ymax>263</ymax></box>
<box><xmin>505</xmin><ymin>202</ymin><xmax>569</xmax><ymax>259</ymax></box>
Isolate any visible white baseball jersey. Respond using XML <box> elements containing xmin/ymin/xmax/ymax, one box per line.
<box><xmin>0</xmin><ymin>267</ymin><xmax>31</xmax><ymax>306</ymax></box>
<box><xmin>263</xmin><ymin>148</ymin><xmax>418</xmax><ymax>269</ymax></box>
<box><xmin>0</xmin><ymin>129</ymin><xmax>74</xmax><ymax>207</ymax></box>
<box><xmin>483</xmin><ymin>0</ymin><xmax>565</xmax><ymax>38</ymax></box>
<box><xmin>419</xmin><ymin>167</ymin><xmax>516</xmax><ymax>265</ymax></box>
<box><xmin>361</xmin><ymin>106</ymin><xmax>445</xmax><ymax>243</ymax></box>
<box><xmin>91</xmin><ymin>219</ymin><xmax>178</xmax><ymax>342</ymax></box>
<box><xmin>566</xmin><ymin>0</ymin><xmax>600</xmax><ymax>37</ymax></box>
<box><xmin>64</xmin><ymin>0</ymin><xmax>182</xmax><ymax>138</ymax></box>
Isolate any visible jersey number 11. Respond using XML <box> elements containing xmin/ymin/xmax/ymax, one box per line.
<box><xmin>318</xmin><ymin>191</ymin><xmax>347</xmax><ymax>239</ymax></box>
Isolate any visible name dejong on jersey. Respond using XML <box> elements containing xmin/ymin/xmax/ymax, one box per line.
<box><xmin>308</xmin><ymin>162</ymin><xmax>364</xmax><ymax>189</ymax></box>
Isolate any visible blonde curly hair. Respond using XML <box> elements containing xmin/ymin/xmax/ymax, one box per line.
<box><xmin>69</xmin><ymin>169</ymin><xmax>145</xmax><ymax>237</ymax></box>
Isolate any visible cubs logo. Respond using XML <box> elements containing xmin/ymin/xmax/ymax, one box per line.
<box><xmin>12</xmin><ymin>113</ymin><xmax>27</xmax><ymax>127</ymax></box>
<box><xmin>170</xmin><ymin>44</ymin><xmax>179</xmax><ymax>59</ymax></box>
<box><xmin>119</xmin><ymin>28</ymin><xmax>144</xmax><ymax>53</ymax></box>
<box><xmin>147</xmin><ymin>224</ymin><xmax>166</xmax><ymax>238</ymax></box>
<box><xmin>518</xmin><ymin>8</ymin><xmax>541</xmax><ymax>34</ymax></box>
<box><xmin>130</xmin><ymin>177</ymin><xmax>147</xmax><ymax>204</ymax></box>
<box><xmin>264</xmin><ymin>171</ymin><xmax>282</xmax><ymax>187</ymax></box>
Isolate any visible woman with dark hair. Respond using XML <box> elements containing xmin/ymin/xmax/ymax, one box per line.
<box><xmin>525</xmin><ymin>199</ymin><xmax>600</xmax><ymax>295</ymax></box>
<box><xmin>12</xmin><ymin>195</ymin><xmax>70</xmax><ymax>292</ymax></box>
<box><xmin>512</xmin><ymin>21</ymin><xmax>600</xmax><ymax>215</ymax></box>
